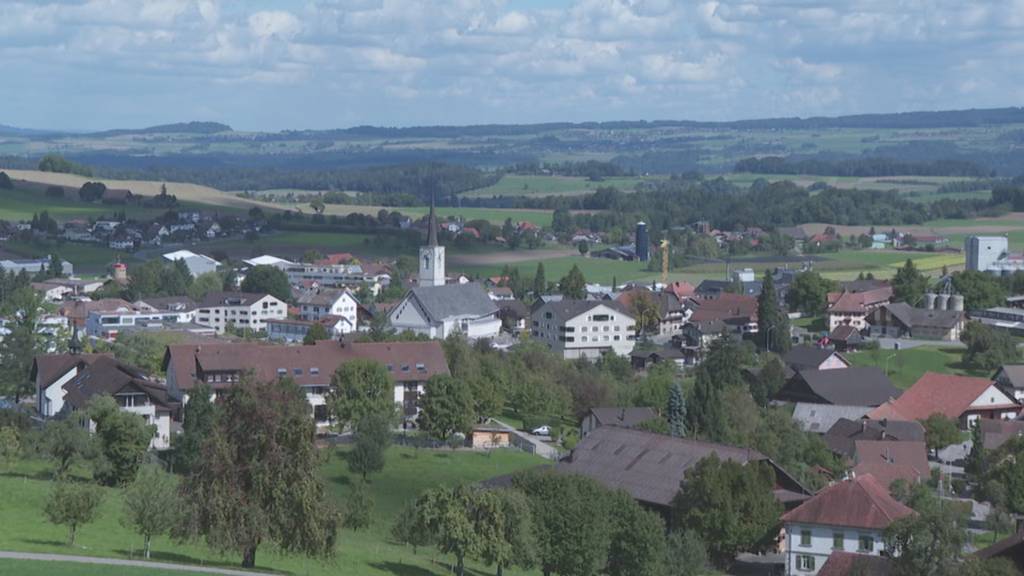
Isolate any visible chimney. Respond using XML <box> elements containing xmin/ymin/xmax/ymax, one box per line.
<box><xmin>339</xmin><ymin>333</ymin><xmax>346</xmax><ymax>348</ymax></box>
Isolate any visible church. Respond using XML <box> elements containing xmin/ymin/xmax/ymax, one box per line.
<box><xmin>387</xmin><ymin>197</ymin><xmax>501</xmax><ymax>340</ymax></box>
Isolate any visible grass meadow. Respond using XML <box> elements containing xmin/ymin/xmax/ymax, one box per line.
<box><xmin>844</xmin><ymin>346</ymin><xmax>985</xmax><ymax>389</ymax></box>
<box><xmin>0</xmin><ymin>446</ymin><xmax>545</xmax><ymax>576</ymax></box>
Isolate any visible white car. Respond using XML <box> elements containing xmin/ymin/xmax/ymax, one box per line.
<box><xmin>531</xmin><ymin>425</ymin><xmax>551</xmax><ymax>436</ymax></box>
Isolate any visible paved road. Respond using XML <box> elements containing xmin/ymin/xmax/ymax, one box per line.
<box><xmin>490</xmin><ymin>419</ymin><xmax>564</xmax><ymax>460</ymax></box>
<box><xmin>0</xmin><ymin>551</ymin><xmax>272</xmax><ymax>575</ymax></box>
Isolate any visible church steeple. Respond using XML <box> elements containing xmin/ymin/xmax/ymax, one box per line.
<box><xmin>427</xmin><ymin>189</ymin><xmax>438</xmax><ymax>247</ymax></box>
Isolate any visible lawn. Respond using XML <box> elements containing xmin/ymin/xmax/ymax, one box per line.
<box><xmin>458</xmin><ymin>254</ymin><xmax>659</xmax><ymax>285</ymax></box>
<box><xmin>0</xmin><ymin>447</ymin><xmax>545</xmax><ymax>576</ymax></box>
<box><xmin>463</xmin><ymin>174</ymin><xmax>659</xmax><ymax>198</ymax></box>
<box><xmin>0</xmin><ymin>559</ymin><xmax>228</xmax><ymax>575</ymax></box>
<box><xmin>844</xmin><ymin>346</ymin><xmax>985</xmax><ymax>389</ymax></box>
<box><xmin>1</xmin><ymin>240</ymin><xmax>133</xmax><ymax>275</ymax></box>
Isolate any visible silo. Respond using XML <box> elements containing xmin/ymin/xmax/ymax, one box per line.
<box><xmin>936</xmin><ymin>294</ymin><xmax>950</xmax><ymax>311</ymax></box>
<box><xmin>924</xmin><ymin>293</ymin><xmax>937</xmax><ymax>310</ymax></box>
<box><xmin>950</xmin><ymin>295</ymin><xmax>965</xmax><ymax>311</ymax></box>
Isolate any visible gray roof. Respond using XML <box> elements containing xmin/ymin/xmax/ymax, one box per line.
<box><xmin>199</xmin><ymin>291</ymin><xmax>275</xmax><ymax>307</ymax></box>
<box><xmin>878</xmin><ymin>302</ymin><xmax>963</xmax><ymax>330</ymax></box>
<box><xmin>533</xmin><ymin>299</ymin><xmax>633</xmax><ymax>323</ymax></box>
<box><xmin>298</xmin><ymin>288</ymin><xmax>350</xmax><ymax>307</ymax></box>
<box><xmin>588</xmin><ymin>407</ymin><xmax>658</xmax><ymax>428</ymax></box>
<box><xmin>996</xmin><ymin>365</ymin><xmax>1024</xmax><ymax>389</ymax></box>
<box><xmin>791</xmin><ymin>403</ymin><xmax>872</xmax><ymax>434</ymax></box>
<box><xmin>824</xmin><ymin>417</ymin><xmax>926</xmax><ymax>458</ymax></box>
<box><xmin>780</xmin><ymin>367</ymin><xmax>900</xmax><ymax>407</ymax></box>
<box><xmin>784</xmin><ymin>345</ymin><xmax>847</xmax><ymax>371</ymax></box>
<box><xmin>409</xmin><ymin>282</ymin><xmax>498</xmax><ymax>321</ymax></box>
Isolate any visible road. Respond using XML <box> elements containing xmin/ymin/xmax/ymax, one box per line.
<box><xmin>490</xmin><ymin>418</ymin><xmax>564</xmax><ymax>460</ymax></box>
<box><xmin>0</xmin><ymin>551</ymin><xmax>272</xmax><ymax>576</ymax></box>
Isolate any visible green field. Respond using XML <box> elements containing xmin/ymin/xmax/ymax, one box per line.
<box><xmin>0</xmin><ymin>447</ymin><xmax>544</xmax><ymax>576</ymax></box>
<box><xmin>0</xmin><ymin>187</ymin><xmax>248</xmax><ymax>223</ymax></box>
<box><xmin>463</xmin><ymin>174</ymin><xmax>659</xmax><ymax>198</ymax></box>
<box><xmin>845</xmin><ymin>346</ymin><xmax>984</xmax><ymax>389</ymax></box>
<box><xmin>0</xmin><ymin>559</ymin><xmax>227</xmax><ymax>575</ymax></box>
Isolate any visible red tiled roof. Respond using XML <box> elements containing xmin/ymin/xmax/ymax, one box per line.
<box><xmin>781</xmin><ymin>474</ymin><xmax>914</xmax><ymax>530</ymax></box>
<box><xmin>689</xmin><ymin>293</ymin><xmax>758</xmax><ymax>323</ymax></box>
<box><xmin>818</xmin><ymin>552</ymin><xmax>892</xmax><ymax>576</ymax></box>
<box><xmin>827</xmin><ymin>287</ymin><xmax>893</xmax><ymax>314</ymax></box>
<box><xmin>866</xmin><ymin>372</ymin><xmax>1012</xmax><ymax>421</ymax></box>
<box><xmin>314</xmin><ymin>253</ymin><xmax>354</xmax><ymax>266</ymax></box>
<box><xmin>665</xmin><ymin>281</ymin><xmax>696</xmax><ymax>299</ymax></box>
<box><xmin>852</xmin><ymin>440</ymin><xmax>929</xmax><ymax>488</ymax></box>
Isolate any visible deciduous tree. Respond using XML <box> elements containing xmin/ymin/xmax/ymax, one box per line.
<box><xmin>121</xmin><ymin>464</ymin><xmax>180</xmax><ymax>558</ymax></box>
<box><xmin>893</xmin><ymin>259</ymin><xmax>929</xmax><ymax>306</ymax></box>
<box><xmin>342</xmin><ymin>482</ymin><xmax>374</xmax><ymax>531</ymax></box>
<box><xmin>88</xmin><ymin>396</ymin><xmax>155</xmax><ymax>486</ymax></box>
<box><xmin>327</xmin><ymin>359</ymin><xmax>396</xmax><ymax>432</ymax></box>
<box><xmin>921</xmin><ymin>413</ymin><xmax>961</xmax><ymax>456</ymax></box>
<box><xmin>558</xmin><ymin>265</ymin><xmax>586</xmax><ymax>300</ymax></box>
<box><xmin>418</xmin><ymin>374</ymin><xmax>475</xmax><ymax>443</ymax></box>
<box><xmin>303</xmin><ymin>322</ymin><xmax>330</xmax><ymax>344</ymax></box>
<box><xmin>44</xmin><ymin>480</ymin><xmax>103</xmax><ymax>546</ymax></box>
<box><xmin>42</xmin><ymin>419</ymin><xmax>93</xmax><ymax>478</ymax></box>
<box><xmin>240</xmin><ymin>265</ymin><xmax>291</xmax><ymax>302</ymax></box>
<box><xmin>348</xmin><ymin>414</ymin><xmax>390</xmax><ymax>480</ymax></box>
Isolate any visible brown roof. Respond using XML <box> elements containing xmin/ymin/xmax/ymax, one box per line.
<box><xmin>827</xmin><ymin>286</ymin><xmax>893</xmax><ymax>314</ymax></box>
<box><xmin>867</xmin><ymin>372</ymin><xmax>1014</xmax><ymax>421</ymax></box>
<box><xmin>60</xmin><ymin>355</ymin><xmax>174</xmax><ymax>412</ymax></box>
<box><xmin>783</xmin><ymin>345</ymin><xmax>849</xmax><ymax>372</ymax></box>
<box><xmin>588</xmin><ymin>407</ymin><xmax>658</xmax><ymax>429</ymax></box>
<box><xmin>781</xmin><ymin>474</ymin><xmax>915</xmax><ymax>530</ymax></box>
<box><xmin>615</xmin><ymin>288</ymin><xmax>681</xmax><ymax>318</ymax></box>
<box><xmin>688</xmin><ymin>293</ymin><xmax>758</xmax><ymax>323</ymax></box>
<box><xmin>665</xmin><ymin>281</ymin><xmax>696</xmax><ymax>299</ymax></box>
<box><xmin>556</xmin><ymin>426</ymin><xmax>807</xmax><ymax>507</ymax></box>
<box><xmin>818</xmin><ymin>552</ymin><xmax>892</xmax><ymax>576</ymax></box>
<box><xmin>59</xmin><ymin>298</ymin><xmax>133</xmax><ymax>325</ymax></box>
<box><xmin>979</xmin><ymin>418</ymin><xmax>1024</xmax><ymax>450</ymax></box>
<box><xmin>163</xmin><ymin>340</ymin><xmax>449</xmax><ymax>391</ymax></box>
<box><xmin>852</xmin><ymin>440</ymin><xmax>929</xmax><ymax>488</ymax></box>
<box><xmin>824</xmin><ymin>418</ymin><xmax>926</xmax><ymax>458</ymax></box>
<box><xmin>31</xmin><ymin>353</ymin><xmax>112</xmax><ymax>390</ymax></box>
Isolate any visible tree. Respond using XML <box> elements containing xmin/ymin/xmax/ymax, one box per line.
<box><xmin>672</xmin><ymin>454</ymin><xmax>781</xmax><ymax>568</ymax></box>
<box><xmin>892</xmin><ymin>259</ymin><xmax>929</xmax><ymax>306</ymax></box>
<box><xmin>630</xmin><ymin>290</ymin><xmax>660</xmax><ymax>336</ymax></box>
<box><xmin>665</xmin><ymin>530</ymin><xmax>708</xmax><ymax>576</ymax></box>
<box><xmin>303</xmin><ymin>322</ymin><xmax>330</xmax><ymax>345</ymax></box>
<box><xmin>177</xmin><ymin>376</ymin><xmax>338</xmax><ymax>568</ymax></box>
<box><xmin>921</xmin><ymin>413</ymin><xmax>961</xmax><ymax>456</ymax></box>
<box><xmin>186</xmin><ymin>272</ymin><xmax>223</xmax><ymax>301</ymax></box>
<box><xmin>240</xmin><ymin>265</ymin><xmax>291</xmax><ymax>302</ymax></box>
<box><xmin>0</xmin><ymin>426</ymin><xmax>19</xmax><ymax>470</ymax></box>
<box><xmin>686</xmin><ymin>364</ymin><xmax>728</xmax><ymax>442</ymax></box>
<box><xmin>0</xmin><ymin>171</ymin><xmax>12</xmax><ymax>189</ymax></box>
<box><xmin>667</xmin><ymin>381</ymin><xmax>686</xmax><ymax>438</ymax></box>
<box><xmin>0</xmin><ymin>290</ymin><xmax>41</xmax><ymax>402</ymax></box>
<box><xmin>785</xmin><ymin>271</ymin><xmax>837</xmax><ymax>315</ymax></box>
<box><xmin>44</xmin><ymin>480</ymin><xmax>103</xmax><ymax>546</ymax></box>
<box><xmin>961</xmin><ymin>321</ymin><xmax>1021</xmax><ymax>370</ymax></box>
<box><xmin>966</xmin><ymin>421</ymin><xmax>987</xmax><ymax>478</ymax></box>
<box><xmin>577</xmin><ymin>240</ymin><xmax>589</xmax><ymax>256</ymax></box>
<box><xmin>122</xmin><ymin>464</ymin><xmax>180</xmax><ymax>559</ymax></box>
<box><xmin>757</xmin><ymin>270</ymin><xmax>791</xmax><ymax>354</ymax></box>
<box><xmin>348</xmin><ymin>414</ymin><xmax>390</xmax><ymax>480</ymax></box>
<box><xmin>41</xmin><ymin>419</ymin><xmax>93</xmax><ymax>478</ymax></box>
<box><xmin>953</xmin><ymin>270</ymin><xmax>1009</xmax><ymax>310</ymax></box>
<box><xmin>390</xmin><ymin>499</ymin><xmax>434</xmax><ymax>554</ymax></box>
<box><xmin>551</xmin><ymin>208</ymin><xmax>573</xmax><ymax>236</ymax></box>
<box><xmin>174</xmin><ymin>383</ymin><xmax>215</xmax><ymax>474</ymax></box>
<box><xmin>326</xmin><ymin>359</ymin><xmax>395</xmax><ymax>432</ymax></box>
<box><xmin>558</xmin><ymin>264</ymin><xmax>587</xmax><ymax>299</ymax></box>
<box><xmin>750</xmin><ymin>355</ymin><xmax>786</xmax><ymax>407</ymax></box>
<box><xmin>310</xmin><ymin>199</ymin><xmax>326</xmax><ymax>214</ymax></box>
<box><xmin>49</xmin><ymin>253</ymin><xmax>64</xmax><ymax>278</ymax></box>
<box><xmin>342</xmin><ymin>482</ymin><xmax>374</xmax><ymax>531</ymax></box>
<box><xmin>418</xmin><ymin>374</ymin><xmax>475</xmax><ymax>443</ymax></box>
<box><xmin>88</xmin><ymin>396</ymin><xmax>155</xmax><ymax>486</ymax></box>
<box><xmin>415</xmin><ymin>485</ymin><xmax>479</xmax><ymax>576</ymax></box>
<box><xmin>532</xmin><ymin>262</ymin><xmax>546</xmax><ymax>296</ymax></box>
<box><xmin>885</xmin><ymin>490</ymin><xmax>967</xmax><ymax>576</ymax></box>
<box><xmin>476</xmin><ymin>489</ymin><xmax>536</xmax><ymax>576</ymax></box>
<box><xmin>606</xmin><ymin>491</ymin><xmax>666</xmax><ymax>576</ymax></box>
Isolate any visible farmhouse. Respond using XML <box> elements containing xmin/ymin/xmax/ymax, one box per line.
<box><xmin>775</xmin><ymin>367</ymin><xmax>899</xmax><ymax>407</ymax></box>
<box><xmin>826</xmin><ymin>286</ymin><xmax>893</xmax><ymax>332</ymax></box>
<box><xmin>297</xmin><ymin>288</ymin><xmax>359</xmax><ymax>333</ymax></box>
<box><xmin>783</xmin><ymin>345</ymin><xmax>851</xmax><ymax>375</ymax></box>
<box><xmin>851</xmin><ymin>440</ymin><xmax>929</xmax><ymax>488</ymax></box>
<box><xmin>866</xmin><ymin>302</ymin><xmax>965</xmax><ymax>340</ymax></box>
<box><xmin>868</xmin><ymin>372</ymin><xmax>1020</xmax><ymax>428</ymax></box>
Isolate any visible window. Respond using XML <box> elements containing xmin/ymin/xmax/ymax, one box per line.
<box><xmin>800</xmin><ymin>530</ymin><xmax>811</xmax><ymax>547</ymax></box>
<box><xmin>293</xmin><ymin>368</ymin><xmax>303</xmax><ymax>376</ymax></box>
<box><xmin>859</xmin><ymin>535</ymin><xmax>874</xmax><ymax>552</ymax></box>
<box><xmin>833</xmin><ymin>532</ymin><xmax>844</xmax><ymax>550</ymax></box>
<box><xmin>310</xmin><ymin>367</ymin><xmax>320</xmax><ymax>375</ymax></box>
<box><xmin>797</xmin><ymin>555</ymin><xmax>815</xmax><ymax>572</ymax></box>
<box><xmin>592</xmin><ymin>314</ymin><xmax>609</xmax><ymax>322</ymax></box>
<box><xmin>277</xmin><ymin>368</ymin><xmax>287</xmax><ymax>376</ymax></box>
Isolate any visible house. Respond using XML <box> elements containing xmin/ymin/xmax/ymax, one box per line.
<box><xmin>665</xmin><ymin>281</ymin><xmax>696</xmax><ymax>300</ymax></box>
<box><xmin>630</xmin><ymin>345</ymin><xmax>687</xmax><ymax>370</ymax></box>
<box><xmin>471</xmin><ymin>422</ymin><xmax>513</xmax><ymax>449</ymax></box>
<box><xmin>776</xmin><ymin>367</ymin><xmax>899</xmax><ymax>407</ymax></box>
<box><xmin>827</xmin><ymin>325</ymin><xmax>864</xmax><ymax>352</ymax></box>
<box><xmin>791</xmin><ymin>404</ymin><xmax>872</xmax><ymax>434</ymax></box>
<box><xmin>826</xmin><ymin>286</ymin><xmax>893</xmax><ymax>332</ymax></box>
<box><xmin>580</xmin><ymin>406</ymin><xmax>659</xmax><ymax>438</ymax></box>
<box><xmin>194</xmin><ymin>292</ymin><xmax>287</xmax><ymax>334</ymax></box>
<box><xmin>389</xmin><ymin>283</ymin><xmax>501</xmax><ymax>340</ymax></box>
<box><xmin>297</xmin><ymin>289</ymin><xmax>359</xmax><ymax>333</ymax></box>
<box><xmin>134</xmin><ymin>296</ymin><xmax>197</xmax><ymax>314</ymax></box>
<box><xmin>976</xmin><ymin>529</ymin><xmax>1024</xmax><ymax>572</ymax></box>
<box><xmin>163</xmin><ymin>340</ymin><xmax>449</xmax><ymax>424</ymax></box>
<box><xmin>85</xmin><ymin>305</ymin><xmax>198</xmax><ymax>340</ymax></box>
<box><xmin>32</xmin><ymin>353</ymin><xmax>175</xmax><ymax>449</ymax></box>
<box><xmin>781</xmin><ymin>474</ymin><xmax>915</xmax><ymax>576</ymax></box>
<box><xmin>266</xmin><ymin>316</ymin><xmax>349</xmax><ymax>343</ymax></box>
<box><xmin>823</xmin><ymin>418</ymin><xmax>926</xmax><ymax>459</ymax></box>
<box><xmin>866</xmin><ymin>302</ymin><xmax>964</xmax><ymax>340</ymax></box>
<box><xmin>851</xmin><ymin>440</ymin><xmax>930</xmax><ymax>488</ymax></box>
<box><xmin>531</xmin><ymin>299</ymin><xmax>636</xmax><ymax>360</ymax></box>
<box><xmin>32</xmin><ymin>282</ymin><xmax>73</xmax><ymax>302</ymax></box>
<box><xmin>686</xmin><ymin>293</ymin><xmax>759</xmax><ymax>338</ymax></box>
<box><xmin>488</xmin><ymin>286</ymin><xmax>515</xmax><ymax>301</ymax></box>
<box><xmin>59</xmin><ymin>298</ymin><xmax>134</xmax><ymax>328</ymax></box>
<box><xmin>817</xmin><ymin>551</ymin><xmax>891</xmax><ymax>576</ymax></box>
<box><xmin>615</xmin><ymin>288</ymin><xmax>685</xmax><ymax>336</ymax></box>
<box><xmin>695</xmin><ymin>278</ymin><xmax>762</xmax><ymax>298</ymax></box>
<box><xmin>162</xmin><ymin>250</ymin><xmax>219</xmax><ymax>278</ymax></box>
<box><xmin>976</xmin><ymin>418</ymin><xmax>1024</xmax><ymax>451</ymax></box>
<box><xmin>677</xmin><ymin>319</ymin><xmax>727</xmax><ymax>365</ymax></box>
<box><xmin>783</xmin><ymin>345</ymin><xmax>851</xmax><ymax>374</ymax></box>
<box><xmin>868</xmin><ymin>372</ymin><xmax>1020</xmax><ymax>429</ymax></box>
<box><xmin>993</xmin><ymin>364</ymin><xmax>1024</xmax><ymax>402</ymax></box>
<box><xmin>496</xmin><ymin>299</ymin><xmax>530</xmax><ymax>332</ymax></box>
<box><xmin>971</xmin><ymin>306</ymin><xmax>1024</xmax><ymax>335</ymax></box>
<box><xmin>556</xmin><ymin>426</ymin><xmax>810</xmax><ymax>515</ymax></box>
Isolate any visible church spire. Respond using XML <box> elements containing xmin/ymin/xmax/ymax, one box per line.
<box><xmin>427</xmin><ymin>189</ymin><xmax>438</xmax><ymax>247</ymax></box>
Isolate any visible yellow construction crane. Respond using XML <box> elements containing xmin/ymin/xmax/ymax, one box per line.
<box><xmin>660</xmin><ymin>238</ymin><xmax>670</xmax><ymax>285</ymax></box>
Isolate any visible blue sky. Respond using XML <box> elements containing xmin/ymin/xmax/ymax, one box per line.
<box><xmin>2</xmin><ymin>0</ymin><xmax>1024</xmax><ymax>131</ymax></box>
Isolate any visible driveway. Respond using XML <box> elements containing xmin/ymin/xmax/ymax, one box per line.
<box><xmin>491</xmin><ymin>419</ymin><xmax>564</xmax><ymax>460</ymax></box>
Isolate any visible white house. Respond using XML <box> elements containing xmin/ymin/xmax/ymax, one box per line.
<box><xmin>781</xmin><ymin>474</ymin><xmax>915</xmax><ymax>575</ymax></box>
<box><xmin>297</xmin><ymin>288</ymin><xmax>359</xmax><ymax>333</ymax></box>
<box><xmin>85</xmin><ymin>306</ymin><xmax>197</xmax><ymax>339</ymax></box>
<box><xmin>389</xmin><ymin>282</ymin><xmax>501</xmax><ymax>340</ymax></box>
<box><xmin>32</xmin><ymin>353</ymin><xmax>175</xmax><ymax>450</ymax></box>
<box><xmin>194</xmin><ymin>291</ymin><xmax>287</xmax><ymax>334</ymax></box>
<box><xmin>531</xmin><ymin>300</ymin><xmax>636</xmax><ymax>360</ymax></box>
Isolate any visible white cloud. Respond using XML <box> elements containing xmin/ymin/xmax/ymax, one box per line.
<box><xmin>491</xmin><ymin>11</ymin><xmax>532</xmax><ymax>34</ymax></box>
<box><xmin>248</xmin><ymin>10</ymin><xmax>301</xmax><ymax>40</ymax></box>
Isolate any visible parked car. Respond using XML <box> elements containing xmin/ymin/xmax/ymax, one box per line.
<box><xmin>531</xmin><ymin>425</ymin><xmax>551</xmax><ymax>436</ymax></box>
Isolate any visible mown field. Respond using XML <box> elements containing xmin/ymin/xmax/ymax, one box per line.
<box><xmin>845</xmin><ymin>346</ymin><xmax>984</xmax><ymax>389</ymax></box>
<box><xmin>0</xmin><ymin>559</ymin><xmax>227</xmax><ymax>576</ymax></box>
<box><xmin>0</xmin><ymin>447</ymin><xmax>545</xmax><ymax>576</ymax></box>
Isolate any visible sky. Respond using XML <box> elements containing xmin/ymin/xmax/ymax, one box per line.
<box><xmin>3</xmin><ymin>0</ymin><xmax>1024</xmax><ymax>131</ymax></box>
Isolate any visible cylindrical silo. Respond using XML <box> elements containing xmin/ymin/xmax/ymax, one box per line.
<box><xmin>924</xmin><ymin>293</ymin><xmax>937</xmax><ymax>310</ymax></box>
<box><xmin>950</xmin><ymin>295</ymin><xmax>965</xmax><ymax>311</ymax></box>
<box><xmin>936</xmin><ymin>294</ymin><xmax>950</xmax><ymax>311</ymax></box>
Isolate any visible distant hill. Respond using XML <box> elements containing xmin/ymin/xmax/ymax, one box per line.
<box><xmin>0</xmin><ymin>124</ymin><xmax>62</xmax><ymax>137</ymax></box>
<box><xmin>88</xmin><ymin>121</ymin><xmax>233</xmax><ymax>137</ymax></box>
